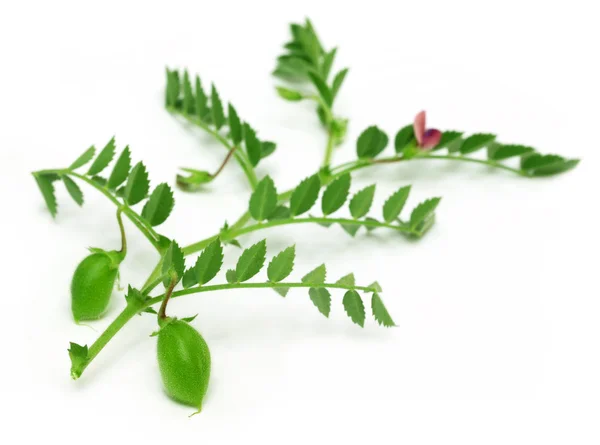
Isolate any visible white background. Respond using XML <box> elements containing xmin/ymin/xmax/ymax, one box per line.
<box><xmin>1</xmin><ymin>0</ymin><xmax>598</xmax><ymax>443</ymax></box>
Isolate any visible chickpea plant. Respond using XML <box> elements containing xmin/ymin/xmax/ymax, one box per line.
<box><xmin>32</xmin><ymin>19</ymin><xmax>579</xmax><ymax>414</ymax></box>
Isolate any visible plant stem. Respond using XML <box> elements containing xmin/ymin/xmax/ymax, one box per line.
<box><xmin>331</xmin><ymin>154</ymin><xmax>527</xmax><ymax>177</ymax></box>
<box><xmin>322</xmin><ymin>129</ymin><xmax>335</xmax><ymax>169</ymax></box>
<box><xmin>226</xmin><ymin>216</ymin><xmax>417</xmax><ymax>238</ymax></box>
<box><xmin>75</xmin><ymin>280</ymin><xmax>374</xmax><ymax>378</ymax></box>
<box><xmin>172</xmin><ymin>110</ymin><xmax>259</xmax><ymax>189</ymax></box>
<box><xmin>211</xmin><ymin>146</ymin><xmax>238</xmax><ymax>179</ymax></box>
<box><xmin>116</xmin><ymin>209</ymin><xmax>127</xmax><ymax>255</ymax></box>
<box><xmin>158</xmin><ymin>277</ymin><xmax>177</xmax><ymax>319</ymax></box>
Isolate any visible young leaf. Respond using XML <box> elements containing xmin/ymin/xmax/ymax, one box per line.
<box><xmin>268</xmin><ymin>205</ymin><xmax>291</xmax><ymax>221</ymax></box>
<box><xmin>235</xmin><ymin>239</ymin><xmax>267</xmax><ymax>282</ymax></box>
<box><xmin>410</xmin><ymin>197</ymin><xmax>441</xmax><ymax>230</ymax></box>
<box><xmin>211</xmin><ymin>84</ymin><xmax>226</xmax><ymax>129</ymax></box>
<box><xmin>124</xmin><ymin>162</ymin><xmax>150</xmax><ymax>206</ymax></box>
<box><xmin>302</xmin><ymin>264</ymin><xmax>326</xmax><ymax>285</ymax></box>
<box><xmin>62</xmin><ymin>176</ymin><xmax>84</xmax><ymax>206</ymax></box>
<box><xmin>34</xmin><ymin>173</ymin><xmax>58</xmax><ymax>217</ymax></box>
<box><xmin>321</xmin><ymin>47</ymin><xmax>337</xmax><ymax>80</ymax></box>
<box><xmin>394</xmin><ymin>125</ymin><xmax>415</xmax><ymax>153</ymax></box>
<box><xmin>87</xmin><ymin>137</ymin><xmax>116</xmax><ymax>175</ymax></box>
<box><xmin>162</xmin><ymin>241</ymin><xmax>185</xmax><ymax>286</ymax></box>
<box><xmin>368</xmin><ymin>281</ymin><xmax>383</xmax><ymax>293</ymax></box>
<box><xmin>195</xmin><ymin>238</ymin><xmax>223</xmax><ymax>285</ymax></box>
<box><xmin>487</xmin><ymin>144</ymin><xmax>534</xmax><ymax>161</ymax></box>
<box><xmin>349</xmin><ymin>184</ymin><xmax>376</xmax><ymax>219</ymax></box>
<box><xmin>321</xmin><ymin>173</ymin><xmax>351</xmax><ymax>215</ymax></box>
<box><xmin>69</xmin><ymin>146</ymin><xmax>96</xmax><ymax>170</ymax></box>
<box><xmin>357</xmin><ymin>126</ymin><xmax>389</xmax><ymax>159</ymax></box>
<box><xmin>433</xmin><ymin>131</ymin><xmax>463</xmax><ymax>152</ymax></box>
<box><xmin>331</xmin><ymin>68</ymin><xmax>349</xmax><ymax>100</ymax></box>
<box><xmin>371</xmin><ymin>293</ymin><xmax>396</xmax><ymax>327</ymax></box>
<box><xmin>228</xmin><ymin>103</ymin><xmax>243</xmax><ymax>144</ymax></box>
<box><xmin>68</xmin><ymin>342</ymin><xmax>88</xmax><ymax>378</ymax></box>
<box><xmin>274</xmin><ymin>287</ymin><xmax>290</xmax><ymax>297</ymax></box>
<box><xmin>249</xmin><ymin>176</ymin><xmax>278</xmax><ymax>221</ymax></box>
<box><xmin>343</xmin><ymin>290</ymin><xmax>366</xmax><ymax>327</ymax></box>
<box><xmin>290</xmin><ymin>174</ymin><xmax>321</xmax><ymax>216</ymax></box>
<box><xmin>340</xmin><ymin>223</ymin><xmax>360</xmax><ymax>237</ymax></box>
<box><xmin>336</xmin><ymin>273</ymin><xmax>356</xmax><ymax>287</ymax></box>
<box><xmin>124</xmin><ymin>286</ymin><xmax>146</xmax><ymax>307</ymax></box>
<box><xmin>309</xmin><ymin>288</ymin><xmax>331</xmax><ymax>317</ymax></box>
<box><xmin>308</xmin><ymin>72</ymin><xmax>332</xmax><ymax>106</ymax></box>
<box><xmin>460</xmin><ymin>133</ymin><xmax>496</xmax><ymax>154</ymax></box>
<box><xmin>276</xmin><ymin>87</ymin><xmax>304</xmax><ymax>101</ymax></box>
<box><xmin>383</xmin><ymin>186</ymin><xmax>411</xmax><ymax>222</ymax></box>
<box><xmin>261</xmin><ymin>141</ymin><xmax>277</xmax><ymax>159</ymax></box>
<box><xmin>176</xmin><ymin>168</ymin><xmax>213</xmax><ymax>191</ymax></box>
<box><xmin>182</xmin><ymin>71</ymin><xmax>194</xmax><ymax>114</ymax></box>
<box><xmin>107</xmin><ymin>146</ymin><xmax>132</xmax><ymax>190</ymax></box>
<box><xmin>243</xmin><ymin>123</ymin><xmax>262</xmax><ymax>167</ymax></box>
<box><xmin>141</xmin><ymin>183</ymin><xmax>175</xmax><ymax>226</ymax></box>
<box><xmin>195</xmin><ymin>75</ymin><xmax>208</xmax><ymax>120</ymax></box>
<box><xmin>267</xmin><ymin>245</ymin><xmax>295</xmax><ymax>282</ymax></box>
<box><xmin>182</xmin><ymin>266</ymin><xmax>198</xmax><ymax>289</ymax></box>
<box><xmin>226</xmin><ymin>269</ymin><xmax>237</xmax><ymax>284</ymax></box>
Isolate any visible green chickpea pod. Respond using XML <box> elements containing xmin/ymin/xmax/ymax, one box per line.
<box><xmin>70</xmin><ymin>210</ymin><xmax>127</xmax><ymax>322</ymax></box>
<box><xmin>155</xmin><ymin>279</ymin><xmax>211</xmax><ymax>413</ymax></box>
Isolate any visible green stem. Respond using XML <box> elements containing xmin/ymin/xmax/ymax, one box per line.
<box><xmin>172</xmin><ymin>110</ymin><xmax>259</xmax><ymax>189</ymax></box>
<box><xmin>116</xmin><ymin>209</ymin><xmax>127</xmax><ymax>255</ymax></box>
<box><xmin>226</xmin><ymin>216</ymin><xmax>417</xmax><ymax>239</ymax></box>
<box><xmin>331</xmin><ymin>154</ymin><xmax>526</xmax><ymax>177</ymax></box>
<box><xmin>75</xmin><ymin>280</ymin><xmax>374</xmax><ymax>378</ymax></box>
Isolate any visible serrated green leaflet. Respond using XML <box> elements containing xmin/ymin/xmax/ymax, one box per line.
<box><xmin>261</xmin><ymin>141</ymin><xmax>277</xmax><ymax>159</ymax></box>
<box><xmin>368</xmin><ymin>281</ymin><xmax>383</xmax><ymax>292</ymax></box>
<box><xmin>211</xmin><ymin>84</ymin><xmax>225</xmax><ymax>129</ymax></box>
<box><xmin>141</xmin><ymin>183</ymin><xmax>174</xmax><ymax>226</ymax></box>
<box><xmin>364</xmin><ymin>217</ymin><xmax>380</xmax><ymax>232</ymax></box>
<box><xmin>394</xmin><ymin>124</ymin><xmax>415</xmax><ymax>153</ymax></box>
<box><xmin>349</xmin><ymin>184</ymin><xmax>376</xmax><ymax>219</ymax></box>
<box><xmin>340</xmin><ymin>223</ymin><xmax>360</xmax><ymax>237</ymax></box>
<box><xmin>331</xmin><ymin>68</ymin><xmax>348</xmax><ymax>101</ymax></box>
<box><xmin>69</xmin><ymin>146</ymin><xmax>96</xmax><ymax>170</ymax></box>
<box><xmin>34</xmin><ymin>173</ymin><xmax>58</xmax><ymax>217</ymax></box>
<box><xmin>290</xmin><ymin>174</ymin><xmax>321</xmax><ymax>216</ymax></box>
<box><xmin>235</xmin><ymin>239</ymin><xmax>267</xmax><ymax>282</ymax></box>
<box><xmin>62</xmin><ymin>176</ymin><xmax>84</xmax><ymax>206</ymax></box>
<box><xmin>521</xmin><ymin>154</ymin><xmax>579</xmax><ymax>176</ymax></box>
<box><xmin>321</xmin><ymin>173</ymin><xmax>351</xmax><ymax>215</ymax></box>
<box><xmin>410</xmin><ymin>197</ymin><xmax>441</xmax><ymax>230</ymax></box>
<box><xmin>195</xmin><ymin>75</ymin><xmax>208</xmax><ymax>120</ymax></box>
<box><xmin>301</xmin><ymin>263</ymin><xmax>326</xmax><ymax>285</ymax></box>
<box><xmin>309</xmin><ymin>288</ymin><xmax>331</xmax><ymax>317</ymax></box>
<box><xmin>195</xmin><ymin>238</ymin><xmax>223</xmax><ymax>285</ymax></box>
<box><xmin>165</xmin><ymin>69</ymin><xmax>180</xmax><ymax>107</ymax></box>
<box><xmin>336</xmin><ymin>273</ymin><xmax>355</xmax><ymax>287</ymax></box>
<box><xmin>267</xmin><ymin>245</ymin><xmax>295</xmax><ymax>282</ymax></box>
<box><xmin>321</xmin><ymin>47</ymin><xmax>336</xmax><ymax>80</ymax></box>
<box><xmin>268</xmin><ymin>205</ymin><xmax>291</xmax><ymax>221</ymax></box>
<box><xmin>228</xmin><ymin>103</ymin><xmax>243</xmax><ymax>144</ymax></box>
<box><xmin>276</xmin><ymin>87</ymin><xmax>304</xmax><ymax>101</ymax></box>
<box><xmin>87</xmin><ymin>137</ymin><xmax>116</xmax><ymax>175</ymax></box>
<box><xmin>107</xmin><ymin>146</ymin><xmax>132</xmax><ymax>190</ymax></box>
<box><xmin>460</xmin><ymin>133</ymin><xmax>496</xmax><ymax>154</ymax></box>
<box><xmin>182</xmin><ymin>70</ymin><xmax>194</xmax><ymax>114</ymax></box>
<box><xmin>250</xmin><ymin>176</ymin><xmax>278</xmax><ymax>221</ymax></box>
<box><xmin>308</xmin><ymin>72</ymin><xmax>332</xmax><ymax>106</ymax></box>
<box><xmin>182</xmin><ymin>267</ymin><xmax>198</xmax><ymax>289</ymax></box>
<box><xmin>383</xmin><ymin>185</ymin><xmax>411</xmax><ymax>222</ymax></box>
<box><xmin>274</xmin><ymin>287</ymin><xmax>290</xmax><ymax>297</ymax></box>
<box><xmin>488</xmin><ymin>144</ymin><xmax>534</xmax><ymax>161</ymax></box>
<box><xmin>433</xmin><ymin>131</ymin><xmax>463</xmax><ymax>152</ymax></box>
<box><xmin>357</xmin><ymin>126</ymin><xmax>389</xmax><ymax>158</ymax></box>
<box><xmin>124</xmin><ymin>162</ymin><xmax>149</xmax><ymax>206</ymax></box>
<box><xmin>243</xmin><ymin>123</ymin><xmax>262</xmax><ymax>167</ymax></box>
<box><xmin>162</xmin><ymin>241</ymin><xmax>185</xmax><ymax>286</ymax></box>
<box><xmin>343</xmin><ymin>290</ymin><xmax>365</xmax><ymax>327</ymax></box>
<box><xmin>371</xmin><ymin>293</ymin><xmax>395</xmax><ymax>327</ymax></box>
<box><xmin>226</xmin><ymin>269</ymin><xmax>237</xmax><ymax>284</ymax></box>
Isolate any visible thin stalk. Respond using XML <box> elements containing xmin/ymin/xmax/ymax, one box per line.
<box><xmin>225</xmin><ymin>216</ymin><xmax>417</xmax><ymax>239</ymax></box>
<box><xmin>116</xmin><ymin>209</ymin><xmax>127</xmax><ymax>255</ymax></box>
<box><xmin>211</xmin><ymin>146</ymin><xmax>238</xmax><ymax>179</ymax></box>
<box><xmin>75</xmin><ymin>280</ymin><xmax>373</xmax><ymax>378</ymax></box>
<box><xmin>158</xmin><ymin>277</ymin><xmax>177</xmax><ymax>319</ymax></box>
<box><xmin>172</xmin><ymin>110</ymin><xmax>259</xmax><ymax>189</ymax></box>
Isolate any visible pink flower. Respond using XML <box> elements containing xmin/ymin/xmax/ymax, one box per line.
<box><xmin>413</xmin><ymin>111</ymin><xmax>442</xmax><ymax>150</ymax></box>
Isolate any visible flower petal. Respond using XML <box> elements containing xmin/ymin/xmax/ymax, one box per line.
<box><xmin>413</xmin><ymin>111</ymin><xmax>426</xmax><ymax>146</ymax></box>
<box><xmin>420</xmin><ymin>129</ymin><xmax>442</xmax><ymax>150</ymax></box>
